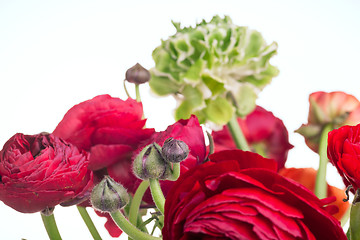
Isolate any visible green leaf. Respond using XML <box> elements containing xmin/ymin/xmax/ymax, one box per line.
<box><xmin>149</xmin><ymin>75</ymin><xmax>180</xmax><ymax>96</ymax></box>
<box><xmin>202</xmin><ymin>74</ymin><xmax>225</xmax><ymax>95</ymax></box>
<box><xmin>205</xmin><ymin>97</ymin><xmax>234</xmax><ymax>125</ymax></box>
<box><xmin>176</xmin><ymin>39</ymin><xmax>189</xmax><ymax>52</ymax></box>
<box><xmin>235</xmin><ymin>84</ymin><xmax>257</xmax><ymax>117</ymax></box>
<box><xmin>184</xmin><ymin>59</ymin><xmax>204</xmax><ymax>81</ymax></box>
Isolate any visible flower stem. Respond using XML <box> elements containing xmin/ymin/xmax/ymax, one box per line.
<box><xmin>110</xmin><ymin>211</ymin><xmax>161</xmax><ymax>240</ymax></box>
<box><xmin>149</xmin><ymin>178</ymin><xmax>165</xmax><ymax>215</ymax></box>
<box><xmin>41</xmin><ymin>213</ymin><xmax>62</xmax><ymax>240</ymax></box>
<box><xmin>77</xmin><ymin>206</ymin><xmax>102</xmax><ymax>240</ymax></box>
<box><xmin>315</xmin><ymin>124</ymin><xmax>332</xmax><ymax>199</ymax></box>
<box><xmin>227</xmin><ymin>115</ymin><xmax>250</xmax><ymax>151</ymax></box>
<box><xmin>168</xmin><ymin>163</ymin><xmax>180</xmax><ymax>181</ymax></box>
<box><xmin>135</xmin><ymin>84</ymin><xmax>141</xmax><ymax>102</ymax></box>
<box><xmin>129</xmin><ymin>180</ymin><xmax>150</xmax><ymax>226</ymax></box>
<box><xmin>350</xmin><ymin>189</ymin><xmax>360</xmax><ymax>240</ymax></box>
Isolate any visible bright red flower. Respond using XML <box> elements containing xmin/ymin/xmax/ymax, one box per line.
<box><xmin>0</xmin><ymin>133</ymin><xmax>93</xmax><ymax>213</ymax></box>
<box><xmin>163</xmin><ymin>150</ymin><xmax>346</xmax><ymax>240</ymax></box>
<box><xmin>212</xmin><ymin>106</ymin><xmax>293</xmax><ymax>170</ymax></box>
<box><xmin>297</xmin><ymin>91</ymin><xmax>360</xmax><ymax>152</ymax></box>
<box><xmin>328</xmin><ymin>124</ymin><xmax>360</xmax><ymax>191</ymax></box>
<box><xmin>279</xmin><ymin>167</ymin><xmax>349</xmax><ymax>220</ymax></box>
<box><xmin>53</xmin><ymin>94</ymin><xmax>154</xmax><ymax>192</ymax></box>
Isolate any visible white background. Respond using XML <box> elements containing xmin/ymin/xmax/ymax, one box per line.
<box><xmin>1</xmin><ymin>0</ymin><xmax>360</xmax><ymax>239</ymax></box>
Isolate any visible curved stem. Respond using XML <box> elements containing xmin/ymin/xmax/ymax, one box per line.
<box><xmin>110</xmin><ymin>211</ymin><xmax>161</xmax><ymax>240</ymax></box>
<box><xmin>77</xmin><ymin>206</ymin><xmax>102</xmax><ymax>240</ymax></box>
<box><xmin>129</xmin><ymin>180</ymin><xmax>150</xmax><ymax>226</ymax></box>
<box><xmin>149</xmin><ymin>178</ymin><xmax>165</xmax><ymax>215</ymax></box>
<box><xmin>123</xmin><ymin>80</ymin><xmax>131</xmax><ymax>98</ymax></box>
<box><xmin>168</xmin><ymin>163</ymin><xmax>180</xmax><ymax>181</ymax></box>
<box><xmin>227</xmin><ymin>115</ymin><xmax>250</xmax><ymax>151</ymax></box>
<box><xmin>41</xmin><ymin>213</ymin><xmax>62</xmax><ymax>240</ymax></box>
<box><xmin>315</xmin><ymin>124</ymin><xmax>332</xmax><ymax>199</ymax></box>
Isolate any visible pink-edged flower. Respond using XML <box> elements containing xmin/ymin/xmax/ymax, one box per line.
<box><xmin>297</xmin><ymin>91</ymin><xmax>360</xmax><ymax>152</ymax></box>
<box><xmin>0</xmin><ymin>133</ymin><xmax>93</xmax><ymax>213</ymax></box>
<box><xmin>163</xmin><ymin>150</ymin><xmax>346</xmax><ymax>240</ymax></box>
<box><xmin>212</xmin><ymin>106</ymin><xmax>293</xmax><ymax>170</ymax></box>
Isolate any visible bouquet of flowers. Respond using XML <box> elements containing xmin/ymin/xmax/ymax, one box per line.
<box><xmin>1</xmin><ymin>15</ymin><xmax>359</xmax><ymax>240</ymax></box>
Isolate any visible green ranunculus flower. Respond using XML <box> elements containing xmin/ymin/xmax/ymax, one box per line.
<box><xmin>150</xmin><ymin>15</ymin><xmax>278</xmax><ymax>125</ymax></box>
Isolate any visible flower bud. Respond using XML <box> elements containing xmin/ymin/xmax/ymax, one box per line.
<box><xmin>133</xmin><ymin>143</ymin><xmax>171</xmax><ymax>180</ymax></box>
<box><xmin>161</xmin><ymin>138</ymin><xmax>189</xmax><ymax>163</ymax></box>
<box><xmin>90</xmin><ymin>176</ymin><xmax>129</xmax><ymax>213</ymax></box>
<box><xmin>125</xmin><ymin>63</ymin><xmax>150</xmax><ymax>84</ymax></box>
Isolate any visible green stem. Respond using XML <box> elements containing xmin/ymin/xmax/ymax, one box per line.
<box><xmin>129</xmin><ymin>181</ymin><xmax>150</xmax><ymax>226</ymax></box>
<box><xmin>227</xmin><ymin>115</ymin><xmax>250</xmax><ymax>151</ymax></box>
<box><xmin>168</xmin><ymin>163</ymin><xmax>180</xmax><ymax>181</ymax></box>
<box><xmin>350</xmin><ymin>190</ymin><xmax>360</xmax><ymax>240</ymax></box>
<box><xmin>77</xmin><ymin>206</ymin><xmax>102</xmax><ymax>240</ymax></box>
<box><xmin>41</xmin><ymin>213</ymin><xmax>62</xmax><ymax>240</ymax></box>
<box><xmin>135</xmin><ymin>84</ymin><xmax>141</xmax><ymax>102</ymax></box>
<box><xmin>149</xmin><ymin>178</ymin><xmax>165</xmax><ymax>215</ymax></box>
<box><xmin>315</xmin><ymin>124</ymin><xmax>332</xmax><ymax>199</ymax></box>
<box><xmin>110</xmin><ymin>211</ymin><xmax>161</xmax><ymax>240</ymax></box>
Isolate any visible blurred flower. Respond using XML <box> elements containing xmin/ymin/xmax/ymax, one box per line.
<box><xmin>150</xmin><ymin>15</ymin><xmax>278</xmax><ymax>125</ymax></box>
<box><xmin>53</xmin><ymin>94</ymin><xmax>154</xmax><ymax>192</ymax></box>
<box><xmin>279</xmin><ymin>167</ymin><xmax>349</xmax><ymax>220</ymax></box>
<box><xmin>212</xmin><ymin>106</ymin><xmax>293</xmax><ymax>170</ymax></box>
<box><xmin>163</xmin><ymin>150</ymin><xmax>346</xmax><ymax>240</ymax></box>
<box><xmin>296</xmin><ymin>91</ymin><xmax>360</xmax><ymax>152</ymax></box>
<box><xmin>0</xmin><ymin>133</ymin><xmax>93</xmax><ymax>213</ymax></box>
<box><xmin>328</xmin><ymin>124</ymin><xmax>360</xmax><ymax>191</ymax></box>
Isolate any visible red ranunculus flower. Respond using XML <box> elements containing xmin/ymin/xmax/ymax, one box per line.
<box><xmin>212</xmin><ymin>106</ymin><xmax>293</xmax><ymax>170</ymax></box>
<box><xmin>53</xmin><ymin>94</ymin><xmax>154</xmax><ymax>193</ymax></box>
<box><xmin>297</xmin><ymin>91</ymin><xmax>360</xmax><ymax>152</ymax></box>
<box><xmin>279</xmin><ymin>167</ymin><xmax>349</xmax><ymax>220</ymax></box>
<box><xmin>0</xmin><ymin>133</ymin><xmax>93</xmax><ymax>213</ymax></box>
<box><xmin>109</xmin><ymin>115</ymin><xmax>207</xmax><ymax>201</ymax></box>
<box><xmin>328</xmin><ymin>123</ymin><xmax>360</xmax><ymax>191</ymax></box>
<box><xmin>163</xmin><ymin>150</ymin><xmax>346</xmax><ymax>240</ymax></box>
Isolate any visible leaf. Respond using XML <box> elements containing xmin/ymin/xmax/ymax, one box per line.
<box><xmin>205</xmin><ymin>97</ymin><xmax>234</xmax><ymax>125</ymax></box>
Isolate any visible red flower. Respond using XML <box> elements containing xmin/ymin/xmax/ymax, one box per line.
<box><xmin>53</xmin><ymin>94</ymin><xmax>154</xmax><ymax>193</ymax></box>
<box><xmin>328</xmin><ymin>124</ymin><xmax>360</xmax><ymax>191</ymax></box>
<box><xmin>0</xmin><ymin>133</ymin><xmax>93</xmax><ymax>213</ymax></box>
<box><xmin>212</xmin><ymin>106</ymin><xmax>293</xmax><ymax>170</ymax></box>
<box><xmin>163</xmin><ymin>150</ymin><xmax>346</xmax><ymax>240</ymax></box>
<box><xmin>279</xmin><ymin>167</ymin><xmax>349</xmax><ymax>220</ymax></box>
<box><xmin>297</xmin><ymin>91</ymin><xmax>360</xmax><ymax>152</ymax></box>
<box><xmin>109</xmin><ymin>115</ymin><xmax>207</xmax><ymax>201</ymax></box>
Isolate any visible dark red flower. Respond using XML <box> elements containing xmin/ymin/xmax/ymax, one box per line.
<box><xmin>53</xmin><ymin>94</ymin><xmax>154</xmax><ymax>193</ymax></box>
<box><xmin>328</xmin><ymin>124</ymin><xmax>360</xmax><ymax>191</ymax></box>
<box><xmin>0</xmin><ymin>133</ymin><xmax>93</xmax><ymax>213</ymax></box>
<box><xmin>212</xmin><ymin>106</ymin><xmax>293</xmax><ymax>170</ymax></box>
<box><xmin>163</xmin><ymin>150</ymin><xmax>346</xmax><ymax>240</ymax></box>
<box><xmin>279</xmin><ymin>167</ymin><xmax>349</xmax><ymax>220</ymax></box>
<box><xmin>297</xmin><ymin>91</ymin><xmax>360</xmax><ymax>152</ymax></box>
<box><xmin>109</xmin><ymin>115</ymin><xmax>207</xmax><ymax>201</ymax></box>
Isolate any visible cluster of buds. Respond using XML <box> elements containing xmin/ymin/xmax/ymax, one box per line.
<box><xmin>133</xmin><ymin>138</ymin><xmax>189</xmax><ymax>180</ymax></box>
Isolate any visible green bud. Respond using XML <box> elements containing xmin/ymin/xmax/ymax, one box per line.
<box><xmin>125</xmin><ymin>63</ymin><xmax>151</xmax><ymax>84</ymax></box>
<box><xmin>90</xmin><ymin>176</ymin><xmax>129</xmax><ymax>213</ymax></box>
<box><xmin>161</xmin><ymin>138</ymin><xmax>189</xmax><ymax>163</ymax></box>
<box><xmin>133</xmin><ymin>143</ymin><xmax>172</xmax><ymax>180</ymax></box>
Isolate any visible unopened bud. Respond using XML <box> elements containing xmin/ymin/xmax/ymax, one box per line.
<box><xmin>133</xmin><ymin>143</ymin><xmax>171</xmax><ymax>180</ymax></box>
<box><xmin>161</xmin><ymin>138</ymin><xmax>189</xmax><ymax>163</ymax></box>
<box><xmin>90</xmin><ymin>176</ymin><xmax>129</xmax><ymax>213</ymax></box>
<box><xmin>125</xmin><ymin>63</ymin><xmax>150</xmax><ymax>84</ymax></box>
